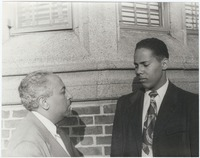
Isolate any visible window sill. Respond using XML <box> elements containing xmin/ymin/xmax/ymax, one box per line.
<box><xmin>10</xmin><ymin>25</ymin><xmax>73</xmax><ymax>35</ymax></box>
<box><xmin>120</xmin><ymin>23</ymin><xmax>170</xmax><ymax>34</ymax></box>
<box><xmin>186</xmin><ymin>29</ymin><xmax>199</xmax><ymax>35</ymax></box>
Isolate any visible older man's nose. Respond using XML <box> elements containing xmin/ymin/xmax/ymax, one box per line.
<box><xmin>66</xmin><ymin>90</ymin><xmax>73</xmax><ymax>100</ymax></box>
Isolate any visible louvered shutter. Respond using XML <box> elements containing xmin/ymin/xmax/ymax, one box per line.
<box><xmin>120</xmin><ymin>2</ymin><xmax>162</xmax><ymax>27</ymax></box>
<box><xmin>185</xmin><ymin>2</ymin><xmax>199</xmax><ymax>30</ymax></box>
<box><xmin>14</xmin><ymin>2</ymin><xmax>72</xmax><ymax>33</ymax></box>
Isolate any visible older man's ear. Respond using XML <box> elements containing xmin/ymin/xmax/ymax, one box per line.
<box><xmin>38</xmin><ymin>96</ymin><xmax>49</xmax><ymax>110</ymax></box>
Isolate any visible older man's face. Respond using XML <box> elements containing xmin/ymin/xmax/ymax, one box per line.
<box><xmin>46</xmin><ymin>74</ymin><xmax>72</xmax><ymax>122</ymax></box>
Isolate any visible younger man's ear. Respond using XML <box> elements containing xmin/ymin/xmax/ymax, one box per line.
<box><xmin>38</xmin><ymin>96</ymin><xmax>49</xmax><ymax>110</ymax></box>
<box><xmin>161</xmin><ymin>58</ymin><xmax>169</xmax><ymax>70</ymax></box>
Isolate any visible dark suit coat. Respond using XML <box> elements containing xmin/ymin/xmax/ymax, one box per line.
<box><xmin>7</xmin><ymin>112</ymin><xmax>82</xmax><ymax>157</ymax></box>
<box><xmin>111</xmin><ymin>82</ymin><xmax>199</xmax><ymax>157</ymax></box>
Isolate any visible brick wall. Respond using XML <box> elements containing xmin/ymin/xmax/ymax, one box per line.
<box><xmin>1</xmin><ymin>100</ymin><xmax>117</xmax><ymax>157</ymax></box>
<box><xmin>2</xmin><ymin>2</ymin><xmax>199</xmax><ymax>157</ymax></box>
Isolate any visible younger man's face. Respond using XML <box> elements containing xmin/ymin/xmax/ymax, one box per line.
<box><xmin>134</xmin><ymin>48</ymin><xmax>167</xmax><ymax>91</ymax></box>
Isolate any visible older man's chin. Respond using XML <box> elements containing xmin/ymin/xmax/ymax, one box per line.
<box><xmin>63</xmin><ymin>109</ymin><xmax>71</xmax><ymax>117</ymax></box>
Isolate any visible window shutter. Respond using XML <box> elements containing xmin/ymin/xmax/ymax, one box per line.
<box><xmin>120</xmin><ymin>2</ymin><xmax>162</xmax><ymax>27</ymax></box>
<box><xmin>185</xmin><ymin>2</ymin><xmax>199</xmax><ymax>30</ymax></box>
<box><xmin>14</xmin><ymin>2</ymin><xmax>72</xmax><ymax>33</ymax></box>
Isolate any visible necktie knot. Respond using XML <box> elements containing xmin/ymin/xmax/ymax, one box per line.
<box><xmin>149</xmin><ymin>91</ymin><xmax>158</xmax><ymax>98</ymax></box>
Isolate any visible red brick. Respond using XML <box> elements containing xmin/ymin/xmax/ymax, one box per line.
<box><xmin>57</xmin><ymin>117</ymin><xmax>78</xmax><ymax>126</ymax></box>
<box><xmin>84</xmin><ymin>126</ymin><xmax>103</xmax><ymax>135</ymax></box>
<box><xmin>1</xmin><ymin>149</ymin><xmax>7</xmax><ymax>157</ymax></box>
<box><xmin>103</xmin><ymin>104</ymin><xmax>116</xmax><ymax>114</ymax></box>
<box><xmin>80</xmin><ymin>116</ymin><xmax>93</xmax><ymax>125</ymax></box>
<box><xmin>70</xmin><ymin>137</ymin><xmax>80</xmax><ymax>146</ymax></box>
<box><xmin>71</xmin><ymin>126</ymin><xmax>86</xmax><ymax>135</ymax></box>
<box><xmin>72</xmin><ymin>126</ymin><xmax>102</xmax><ymax>135</ymax></box>
<box><xmin>2</xmin><ymin>139</ymin><xmax>9</xmax><ymax>148</ymax></box>
<box><xmin>1</xmin><ymin>140</ymin><xmax>4</xmax><ymax>148</ymax></box>
<box><xmin>105</xmin><ymin>125</ymin><xmax>113</xmax><ymax>134</ymax></box>
<box><xmin>96</xmin><ymin>136</ymin><xmax>112</xmax><ymax>145</ymax></box>
<box><xmin>2</xmin><ymin>120</ymin><xmax>4</xmax><ymax>128</ymax></box>
<box><xmin>95</xmin><ymin>115</ymin><xmax>114</xmax><ymax>124</ymax></box>
<box><xmin>80</xmin><ymin>136</ymin><xmax>93</xmax><ymax>145</ymax></box>
<box><xmin>11</xmin><ymin>129</ymin><xmax>16</xmax><ymax>135</ymax></box>
<box><xmin>72</xmin><ymin>106</ymin><xmax>100</xmax><ymax>115</ymax></box>
<box><xmin>12</xmin><ymin>110</ymin><xmax>28</xmax><ymax>118</ymax></box>
<box><xmin>2</xmin><ymin>111</ymin><xmax>10</xmax><ymax>119</ymax></box>
<box><xmin>2</xmin><ymin>130</ymin><xmax>9</xmax><ymax>138</ymax></box>
<box><xmin>77</xmin><ymin>147</ymin><xmax>102</xmax><ymax>156</ymax></box>
<box><xmin>104</xmin><ymin>146</ymin><xmax>111</xmax><ymax>155</ymax></box>
<box><xmin>59</xmin><ymin>127</ymin><xmax>70</xmax><ymax>135</ymax></box>
<box><xmin>4</xmin><ymin>119</ymin><xmax>22</xmax><ymax>128</ymax></box>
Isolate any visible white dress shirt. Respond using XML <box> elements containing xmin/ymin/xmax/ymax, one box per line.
<box><xmin>32</xmin><ymin>111</ymin><xmax>70</xmax><ymax>156</ymax></box>
<box><xmin>142</xmin><ymin>79</ymin><xmax>169</xmax><ymax>157</ymax></box>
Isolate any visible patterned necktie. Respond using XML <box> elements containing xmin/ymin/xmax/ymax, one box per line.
<box><xmin>142</xmin><ymin>91</ymin><xmax>158</xmax><ymax>156</ymax></box>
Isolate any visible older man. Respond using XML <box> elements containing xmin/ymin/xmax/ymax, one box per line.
<box><xmin>7</xmin><ymin>71</ymin><xmax>82</xmax><ymax>157</ymax></box>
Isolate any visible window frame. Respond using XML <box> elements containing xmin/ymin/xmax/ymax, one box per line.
<box><xmin>184</xmin><ymin>2</ymin><xmax>199</xmax><ymax>35</ymax></box>
<box><xmin>118</xmin><ymin>2</ymin><xmax>170</xmax><ymax>33</ymax></box>
<box><xmin>9</xmin><ymin>2</ymin><xmax>73</xmax><ymax>35</ymax></box>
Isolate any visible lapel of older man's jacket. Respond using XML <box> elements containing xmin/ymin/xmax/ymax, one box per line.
<box><xmin>57</xmin><ymin>127</ymin><xmax>78</xmax><ymax>156</ymax></box>
<box><xmin>27</xmin><ymin>112</ymin><xmax>70</xmax><ymax>157</ymax></box>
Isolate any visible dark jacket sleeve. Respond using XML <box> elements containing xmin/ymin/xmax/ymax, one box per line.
<box><xmin>110</xmin><ymin>97</ymin><xmax>125</xmax><ymax>156</ymax></box>
<box><xmin>190</xmin><ymin>94</ymin><xmax>199</xmax><ymax>157</ymax></box>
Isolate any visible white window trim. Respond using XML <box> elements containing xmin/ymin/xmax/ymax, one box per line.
<box><xmin>119</xmin><ymin>2</ymin><xmax>170</xmax><ymax>33</ymax></box>
<box><xmin>8</xmin><ymin>2</ymin><xmax>73</xmax><ymax>35</ymax></box>
<box><xmin>184</xmin><ymin>3</ymin><xmax>199</xmax><ymax>35</ymax></box>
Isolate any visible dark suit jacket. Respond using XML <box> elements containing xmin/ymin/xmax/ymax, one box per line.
<box><xmin>111</xmin><ymin>82</ymin><xmax>199</xmax><ymax>157</ymax></box>
<box><xmin>7</xmin><ymin>112</ymin><xmax>82</xmax><ymax>157</ymax></box>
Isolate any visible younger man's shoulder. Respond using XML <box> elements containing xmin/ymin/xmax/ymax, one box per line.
<box><xmin>172</xmin><ymin>82</ymin><xmax>198</xmax><ymax>98</ymax></box>
<box><xmin>118</xmin><ymin>88</ymin><xmax>144</xmax><ymax>103</ymax></box>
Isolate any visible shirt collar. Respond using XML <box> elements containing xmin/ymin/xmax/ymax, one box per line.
<box><xmin>145</xmin><ymin>79</ymin><xmax>169</xmax><ymax>98</ymax></box>
<box><xmin>32</xmin><ymin>111</ymin><xmax>57</xmax><ymax>136</ymax></box>
<box><xmin>157</xmin><ymin>79</ymin><xmax>169</xmax><ymax>98</ymax></box>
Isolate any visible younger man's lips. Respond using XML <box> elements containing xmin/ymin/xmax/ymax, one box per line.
<box><xmin>139</xmin><ymin>78</ymin><xmax>147</xmax><ymax>82</ymax></box>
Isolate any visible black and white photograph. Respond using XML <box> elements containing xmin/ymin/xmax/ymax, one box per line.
<box><xmin>2</xmin><ymin>1</ymin><xmax>199</xmax><ymax>157</ymax></box>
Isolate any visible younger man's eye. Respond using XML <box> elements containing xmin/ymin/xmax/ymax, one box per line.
<box><xmin>134</xmin><ymin>65</ymin><xmax>138</xmax><ymax>69</ymax></box>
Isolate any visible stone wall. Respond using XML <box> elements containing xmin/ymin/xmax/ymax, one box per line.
<box><xmin>2</xmin><ymin>2</ymin><xmax>198</xmax><ymax>156</ymax></box>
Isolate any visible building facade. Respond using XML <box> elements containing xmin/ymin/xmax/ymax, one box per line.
<box><xmin>2</xmin><ymin>2</ymin><xmax>199</xmax><ymax>156</ymax></box>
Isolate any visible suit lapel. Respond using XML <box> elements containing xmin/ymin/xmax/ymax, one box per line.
<box><xmin>129</xmin><ymin>89</ymin><xmax>144</xmax><ymax>155</ymax></box>
<box><xmin>58</xmin><ymin>128</ymin><xmax>75</xmax><ymax>156</ymax></box>
<box><xmin>45</xmin><ymin>131</ymin><xmax>70</xmax><ymax>157</ymax></box>
<box><xmin>154</xmin><ymin>82</ymin><xmax>179</xmax><ymax>137</ymax></box>
<box><xmin>27</xmin><ymin>112</ymin><xmax>70</xmax><ymax>157</ymax></box>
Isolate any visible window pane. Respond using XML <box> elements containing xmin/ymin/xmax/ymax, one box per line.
<box><xmin>16</xmin><ymin>2</ymin><xmax>72</xmax><ymax>31</ymax></box>
<box><xmin>185</xmin><ymin>2</ymin><xmax>199</xmax><ymax>30</ymax></box>
<box><xmin>120</xmin><ymin>2</ymin><xmax>162</xmax><ymax>27</ymax></box>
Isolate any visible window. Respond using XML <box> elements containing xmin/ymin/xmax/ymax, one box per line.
<box><xmin>9</xmin><ymin>2</ymin><xmax>72</xmax><ymax>34</ymax></box>
<box><xmin>119</xmin><ymin>2</ymin><xmax>169</xmax><ymax>32</ymax></box>
<box><xmin>185</xmin><ymin>2</ymin><xmax>199</xmax><ymax>31</ymax></box>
